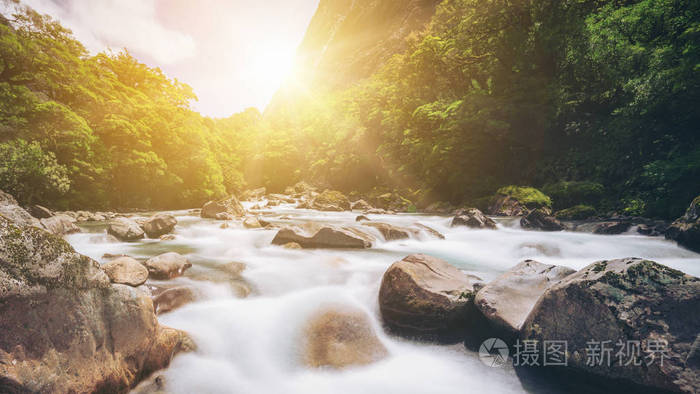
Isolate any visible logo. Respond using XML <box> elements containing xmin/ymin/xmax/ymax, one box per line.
<box><xmin>479</xmin><ymin>338</ymin><xmax>509</xmax><ymax>367</ymax></box>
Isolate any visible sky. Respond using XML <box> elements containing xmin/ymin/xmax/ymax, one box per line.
<box><xmin>19</xmin><ymin>0</ymin><xmax>320</xmax><ymax>118</ymax></box>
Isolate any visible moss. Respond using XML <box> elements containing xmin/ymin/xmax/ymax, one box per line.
<box><xmin>497</xmin><ymin>185</ymin><xmax>552</xmax><ymax>209</ymax></box>
<box><xmin>542</xmin><ymin>181</ymin><xmax>604</xmax><ymax>210</ymax></box>
<box><xmin>554</xmin><ymin>205</ymin><xmax>597</xmax><ymax>220</ymax></box>
<box><xmin>592</xmin><ymin>260</ymin><xmax>608</xmax><ymax>273</ymax></box>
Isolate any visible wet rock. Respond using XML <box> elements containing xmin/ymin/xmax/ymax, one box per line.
<box><xmin>0</xmin><ymin>216</ymin><xmax>190</xmax><ymax>392</ymax></box>
<box><xmin>451</xmin><ymin>208</ymin><xmax>497</xmax><ymax>229</ymax></box>
<box><xmin>241</xmin><ymin>187</ymin><xmax>266</xmax><ymax>201</ymax></box>
<box><xmin>243</xmin><ymin>217</ymin><xmax>262</xmax><ymax>229</ymax></box>
<box><xmin>0</xmin><ymin>190</ymin><xmax>41</xmax><ymax>227</ymax></box>
<box><xmin>160</xmin><ymin>234</ymin><xmax>176</xmax><ymax>241</ymax></box>
<box><xmin>40</xmin><ymin>214</ymin><xmax>81</xmax><ymax>235</ymax></box>
<box><xmin>283</xmin><ymin>242</ymin><xmax>303</xmax><ymax>249</ymax></box>
<box><xmin>142</xmin><ymin>214</ymin><xmax>177</xmax><ymax>238</ymax></box>
<box><xmin>414</xmin><ymin>223</ymin><xmax>445</xmax><ymax>239</ymax></box>
<box><xmin>219</xmin><ymin>222</ymin><xmax>229</xmax><ymax>229</ymax></box>
<box><xmin>593</xmin><ymin>221</ymin><xmax>631</xmax><ymax>235</ymax></box>
<box><xmin>221</xmin><ymin>261</ymin><xmax>247</xmax><ymax>276</ymax></box>
<box><xmin>268</xmin><ymin>193</ymin><xmax>296</xmax><ymax>204</ymax></box>
<box><xmin>201</xmin><ymin>195</ymin><xmax>245</xmax><ymax>219</ymax></box>
<box><xmin>302</xmin><ymin>305</ymin><xmax>388</xmax><ymax>369</ymax></box>
<box><xmin>666</xmin><ymin>196</ymin><xmax>700</xmax><ymax>252</ymax></box>
<box><xmin>351</xmin><ymin>199</ymin><xmax>372</xmax><ymax>211</ymax></box>
<box><xmin>362</xmin><ymin>222</ymin><xmax>414</xmax><ymax>241</ymax></box>
<box><xmin>107</xmin><ymin>217</ymin><xmax>145</xmax><ymax>241</ymax></box>
<box><xmin>102</xmin><ymin>256</ymin><xmax>149</xmax><ymax>287</ymax></box>
<box><xmin>355</xmin><ymin>215</ymin><xmax>370</xmax><ymax>222</ymax></box>
<box><xmin>215</xmin><ymin>212</ymin><xmax>234</xmax><ymax>220</ymax></box>
<box><xmin>271</xmin><ymin>223</ymin><xmax>373</xmax><ymax>249</ymax></box>
<box><xmin>520</xmin><ymin>209</ymin><xmax>565</xmax><ymax>231</ymax></box>
<box><xmin>28</xmin><ymin>204</ymin><xmax>53</xmax><ymax>219</ymax></box>
<box><xmin>371</xmin><ymin>192</ymin><xmax>414</xmax><ymax>212</ymax></box>
<box><xmin>153</xmin><ymin>286</ymin><xmax>198</xmax><ymax>315</ymax></box>
<box><xmin>521</xmin><ymin>258</ymin><xmax>700</xmax><ymax>393</ymax></box>
<box><xmin>378</xmin><ymin>254</ymin><xmax>481</xmax><ymax>341</ymax></box>
<box><xmin>144</xmin><ymin>252</ymin><xmax>192</xmax><ymax>280</ymax></box>
<box><xmin>312</xmin><ymin>189</ymin><xmax>351</xmax><ymax>211</ymax></box>
<box><xmin>474</xmin><ymin>260</ymin><xmax>574</xmax><ymax>339</ymax></box>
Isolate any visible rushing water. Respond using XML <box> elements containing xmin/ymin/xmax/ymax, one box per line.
<box><xmin>66</xmin><ymin>203</ymin><xmax>700</xmax><ymax>394</ymax></box>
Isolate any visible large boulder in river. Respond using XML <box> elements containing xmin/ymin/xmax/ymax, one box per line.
<box><xmin>102</xmin><ymin>256</ymin><xmax>149</xmax><ymax>287</ymax></box>
<box><xmin>144</xmin><ymin>252</ymin><xmax>192</xmax><ymax>280</ymax></box>
<box><xmin>0</xmin><ymin>190</ymin><xmax>40</xmax><ymax>227</ymax></box>
<box><xmin>312</xmin><ymin>189</ymin><xmax>351</xmax><ymax>211</ymax></box>
<box><xmin>302</xmin><ymin>305</ymin><xmax>388</xmax><ymax>369</ymax></box>
<box><xmin>362</xmin><ymin>222</ymin><xmax>414</xmax><ymax>241</ymax></box>
<box><xmin>271</xmin><ymin>223</ymin><xmax>373</xmax><ymax>249</ymax></box>
<box><xmin>451</xmin><ymin>208</ymin><xmax>496</xmax><ymax>229</ymax></box>
<box><xmin>201</xmin><ymin>195</ymin><xmax>245</xmax><ymax>219</ymax></box>
<box><xmin>142</xmin><ymin>214</ymin><xmax>177</xmax><ymax>238</ymax></box>
<box><xmin>666</xmin><ymin>196</ymin><xmax>700</xmax><ymax>252</ymax></box>
<box><xmin>474</xmin><ymin>260</ymin><xmax>574</xmax><ymax>339</ymax></box>
<box><xmin>0</xmin><ymin>215</ymin><xmax>191</xmax><ymax>393</ymax></box>
<box><xmin>520</xmin><ymin>209</ymin><xmax>565</xmax><ymax>231</ymax></box>
<box><xmin>40</xmin><ymin>214</ymin><xmax>81</xmax><ymax>235</ymax></box>
<box><xmin>521</xmin><ymin>258</ymin><xmax>700</xmax><ymax>393</ymax></box>
<box><xmin>108</xmin><ymin>217</ymin><xmax>145</xmax><ymax>241</ymax></box>
<box><xmin>378</xmin><ymin>254</ymin><xmax>482</xmax><ymax>341</ymax></box>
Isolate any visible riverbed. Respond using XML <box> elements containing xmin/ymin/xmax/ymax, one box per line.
<box><xmin>66</xmin><ymin>202</ymin><xmax>700</xmax><ymax>394</ymax></box>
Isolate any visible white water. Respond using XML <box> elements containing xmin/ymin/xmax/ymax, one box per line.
<box><xmin>66</xmin><ymin>204</ymin><xmax>700</xmax><ymax>394</ymax></box>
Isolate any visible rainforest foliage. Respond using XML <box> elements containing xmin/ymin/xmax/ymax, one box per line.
<box><xmin>1</xmin><ymin>1</ymin><xmax>698</xmax><ymax>218</ymax></box>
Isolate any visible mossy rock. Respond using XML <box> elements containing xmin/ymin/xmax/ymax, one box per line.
<box><xmin>542</xmin><ymin>181</ymin><xmax>604</xmax><ymax>210</ymax></box>
<box><xmin>496</xmin><ymin>186</ymin><xmax>552</xmax><ymax>209</ymax></box>
<box><xmin>554</xmin><ymin>205</ymin><xmax>597</xmax><ymax>220</ymax></box>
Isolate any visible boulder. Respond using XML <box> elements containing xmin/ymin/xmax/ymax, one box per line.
<box><xmin>362</xmin><ymin>222</ymin><xmax>414</xmax><ymax>241</ymax></box>
<box><xmin>160</xmin><ymin>234</ymin><xmax>176</xmax><ymax>241</ymax></box>
<box><xmin>201</xmin><ymin>195</ymin><xmax>245</xmax><ymax>219</ymax></box>
<box><xmin>450</xmin><ymin>208</ymin><xmax>497</xmax><ymax>229</ymax></box>
<box><xmin>243</xmin><ymin>217</ymin><xmax>262</xmax><ymax>229</ymax></box>
<box><xmin>521</xmin><ymin>258</ymin><xmax>700</xmax><ymax>393</ymax></box>
<box><xmin>283</xmin><ymin>242</ymin><xmax>302</xmax><ymax>249</ymax></box>
<box><xmin>0</xmin><ymin>216</ymin><xmax>190</xmax><ymax>393</ymax></box>
<box><xmin>215</xmin><ymin>212</ymin><xmax>234</xmax><ymax>220</ymax></box>
<box><xmin>473</xmin><ymin>260</ymin><xmax>574</xmax><ymax>339</ymax></box>
<box><xmin>28</xmin><ymin>204</ymin><xmax>53</xmax><ymax>219</ymax></box>
<box><xmin>107</xmin><ymin>217</ymin><xmax>145</xmax><ymax>241</ymax></box>
<box><xmin>371</xmin><ymin>192</ymin><xmax>414</xmax><ymax>212</ymax></box>
<box><xmin>0</xmin><ymin>190</ymin><xmax>41</xmax><ymax>227</ymax></box>
<box><xmin>312</xmin><ymin>190</ymin><xmax>351</xmax><ymax>211</ymax></box>
<box><xmin>153</xmin><ymin>286</ymin><xmax>198</xmax><ymax>315</ymax></box>
<box><xmin>267</xmin><ymin>193</ymin><xmax>295</xmax><ymax>204</ymax></box>
<box><xmin>102</xmin><ymin>256</ymin><xmax>149</xmax><ymax>287</ymax></box>
<box><xmin>271</xmin><ymin>223</ymin><xmax>373</xmax><ymax>249</ymax></box>
<box><xmin>666</xmin><ymin>196</ymin><xmax>700</xmax><ymax>252</ymax></box>
<box><xmin>520</xmin><ymin>209</ymin><xmax>565</xmax><ymax>231</ymax></box>
<box><xmin>142</xmin><ymin>214</ymin><xmax>177</xmax><ymax>238</ymax></box>
<box><xmin>351</xmin><ymin>199</ymin><xmax>372</xmax><ymax>211</ymax></box>
<box><xmin>414</xmin><ymin>223</ymin><xmax>445</xmax><ymax>239</ymax></box>
<box><xmin>241</xmin><ymin>187</ymin><xmax>266</xmax><ymax>201</ymax></box>
<box><xmin>40</xmin><ymin>214</ymin><xmax>81</xmax><ymax>235</ymax></box>
<box><xmin>144</xmin><ymin>252</ymin><xmax>192</xmax><ymax>280</ymax></box>
<box><xmin>302</xmin><ymin>305</ymin><xmax>388</xmax><ymax>369</ymax></box>
<box><xmin>593</xmin><ymin>221</ymin><xmax>631</xmax><ymax>235</ymax></box>
<box><xmin>355</xmin><ymin>215</ymin><xmax>370</xmax><ymax>222</ymax></box>
<box><xmin>488</xmin><ymin>186</ymin><xmax>551</xmax><ymax>216</ymax></box>
<box><xmin>378</xmin><ymin>254</ymin><xmax>481</xmax><ymax>341</ymax></box>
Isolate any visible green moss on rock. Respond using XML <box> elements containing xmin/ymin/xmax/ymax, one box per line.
<box><xmin>496</xmin><ymin>186</ymin><xmax>552</xmax><ymax>209</ymax></box>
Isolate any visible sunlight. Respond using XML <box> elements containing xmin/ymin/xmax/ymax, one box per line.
<box><xmin>243</xmin><ymin>42</ymin><xmax>298</xmax><ymax>103</ymax></box>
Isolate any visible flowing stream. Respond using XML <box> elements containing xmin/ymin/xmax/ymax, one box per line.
<box><xmin>66</xmin><ymin>202</ymin><xmax>700</xmax><ymax>394</ymax></box>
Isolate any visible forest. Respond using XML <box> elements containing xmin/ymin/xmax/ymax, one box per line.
<box><xmin>1</xmin><ymin>0</ymin><xmax>699</xmax><ymax>219</ymax></box>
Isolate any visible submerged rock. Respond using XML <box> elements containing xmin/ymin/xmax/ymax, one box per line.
<box><xmin>40</xmin><ymin>214</ymin><xmax>81</xmax><ymax>235</ymax></box>
<box><xmin>521</xmin><ymin>258</ymin><xmax>700</xmax><ymax>393</ymax></box>
<box><xmin>451</xmin><ymin>208</ymin><xmax>497</xmax><ymax>229</ymax></box>
<box><xmin>142</xmin><ymin>214</ymin><xmax>177</xmax><ymax>238</ymax></box>
<box><xmin>302</xmin><ymin>305</ymin><xmax>388</xmax><ymax>369</ymax></box>
<box><xmin>474</xmin><ymin>260</ymin><xmax>574</xmax><ymax>339</ymax></box>
<box><xmin>108</xmin><ymin>217</ymin><xmax>145</xmax><ymax>241</ymax></box>
<box><xmin>144</xmin><ymin>252</ymin><xmax>192</xmax><ymax>280</ymax></box>
<box><xmin>520</xmin><ymin>209</ymin><xmax>565</xmax><ymax>231</ymax></box>
<box><xmin>201</xmin><ymin>195</ymin><xmax>245</xmax><ymax>219</ymax></box>
<box><xmin>0</xmin><ymin>216</ymin><xmax>190</xmax><ymax>393</ymax></box>
<box><xmin>378</xmin><ymin>254</ymin><xmax>481</xmax><ymax>341</ymax></box>
<box><xmin>271</xmin><ymin>223</ymin><xmax>373</xmax><ymax>249</ymax></box>
<box><xmin>102</xmin><ymin>256</ymin><xmax>149</xmax><ymax>287</ymax></box>
<box><xmin>666</xmin><ymin>196</ymin><xmax>700</xmax><ymax>252</ymax></box>
<box><xmin>153</xmin><ymin>286</ymin><xmax>198</xmax><ymax>315</ymax></box>
<box><xmin>355</xmin><ymin>215</ymin><xmax>370</xmax><ymax>222</ymax></box>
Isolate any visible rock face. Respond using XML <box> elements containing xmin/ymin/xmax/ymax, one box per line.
<box><xmin>302</xmin><ymin>305</ymin><xmax>388</xmax><ymax>369</ymax></box>
<box><xmin>142</xmin><ymin>214</ymin><xmax>177</xmax><ymax>238</ymax></box>
<box><xmin>201</xmin><ymin>195</ymin><xmax>245</xmax><ymax>219</ymax></box>
<box><xmin>666</xmin><ymin>196</ymin><xmax>700</xmax><ymax>252</ymax></box>
<box><xmin>108</xmin><ymin>217</ymin><xmax>145</xmax><ymax>241</ymax></box>
<box><xmin>102</xmin><ymin>256</ymin><xmax>149</xmax><ymax>287</ymax></box>
<box><xmin>144</xmin><ymin>252</ymin><xmax>192</xmax><ymax>280</ymax></box>
<box><xmin>474</xmin><ymin>260</ymin><xmax>574</xmax><ymax>338</ymax></box>
<box><xmin>0</xmin><ymin>215</ymin><xmax>190</xmax><ymax>393</ymax></box>
<box><xmin>521</xmin><ymin>258</ymin><xmax>700</xmax><ymax>393</ymax></box>
<box><xmin>40</xmin><ymin>214</ymin><xmax>81</xmax><ymax>235</ymax></box>
<box><xmin>520</xmin><ymin>209</ymin><xmax>565</xmax><ymax>231</ymax></box>
<box><xmin>0</xmin><ymin>190</ymin><xmax>41</xmax><ymax>227</ymax></box>
<box><xmin>451</xmin><ymin>208</ymin><xmax>497</xmax><ymax>229</ymax></box>
<box><xmin>271</xmin><ymin>223</ymin><xmax>373</xmax><ymax>249</ymax></box>
<box><xmin>312</xmin><ymin>189</ymin><xmax>351</xmax><ymax>211</ymax></box>
<box><xmin>378</xmin><ymin>254</ymin><xmax>481</xmax><ymax>341</ymax></box>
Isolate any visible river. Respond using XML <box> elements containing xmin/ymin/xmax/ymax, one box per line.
<box><xmin>65</xmin><ymin>201</ymin><xmax>700</xmax><ymax>394</ymax></box>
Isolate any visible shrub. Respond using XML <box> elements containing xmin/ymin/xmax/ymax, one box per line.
<box><xmin>554</xmin><ymin>205</ymin><xmax>597</xmax><ymax>220</ymax></box>
<box><xmin>542</xmin><ymin>181</ymin><xmax>605</xmax><ymax>210</ymax></box>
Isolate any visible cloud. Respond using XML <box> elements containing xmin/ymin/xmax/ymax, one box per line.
<box><xmin>22</xmin><ymin>0</ymin><xmax>195</xmax><ymax>65</ymax></box>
